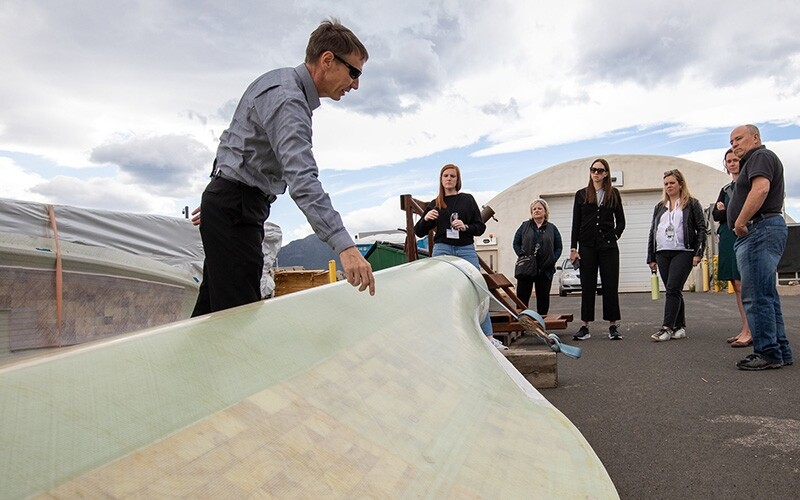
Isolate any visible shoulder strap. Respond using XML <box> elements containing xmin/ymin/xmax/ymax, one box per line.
<box><xmin>723</xmin><ymin>183</ymin><xmax>734</xmax><ymax>202</ymax></box>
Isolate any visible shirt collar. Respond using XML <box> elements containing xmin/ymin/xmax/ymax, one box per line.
<box><xmin>295</xmin><ymin>63</ymin><xmax>320</xmax><ymax>111</ymax></box>
<box><xmin>740</xmin><ymin>144</ymin><xmax>766</xmax><ymax>164</ymax></box>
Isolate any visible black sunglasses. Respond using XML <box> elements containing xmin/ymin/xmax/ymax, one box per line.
<box><xmin>333</xmin><ymin>53</ymin><xmax>362</xmax><ymax>80</ymax></box>
<box><xmin>590</xmin><ymin>167</ymin><xmax>607</xmax><ymax>174</ymax></box>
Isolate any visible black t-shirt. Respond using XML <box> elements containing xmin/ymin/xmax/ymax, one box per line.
<box><xmin>727</xmin><ymin>145</ymin><xmax>785</xmax><ymax>228</ymax></box>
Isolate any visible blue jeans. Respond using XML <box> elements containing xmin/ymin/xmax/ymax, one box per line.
<box><xmin>734</xmin><ymin>216</ymin><xmax>793</xmax><ymax>364</ymax></box>
<box><xmin>433</xmin><ymin>243</ymin><xmax>494</xmax><ymax>336</ymax></box>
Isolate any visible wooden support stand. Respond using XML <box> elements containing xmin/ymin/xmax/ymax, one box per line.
<box><xmin>491</xmin><ymin>311</ymin><xmax>574</xmax><ymax>346</ymax></box>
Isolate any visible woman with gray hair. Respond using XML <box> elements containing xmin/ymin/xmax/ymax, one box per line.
<box><xmin>513</xmin><ymin>199</ymin><xmax>563</xmax><ymax>315</ymax></box>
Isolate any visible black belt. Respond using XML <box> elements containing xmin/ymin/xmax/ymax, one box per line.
<box><xmin>747</xmin><ymin>213</ymin><xmax>782</xmax><ymax>226</ymax></box>
<box><xmin>213</xmin><ymin>170</ymin><xmax>245</xmax><ymax>185</ymax></box>
<box><xmin>212</xmin><ymin>171</ymin><xmax>276</xmax><ymax>203</ymax></box>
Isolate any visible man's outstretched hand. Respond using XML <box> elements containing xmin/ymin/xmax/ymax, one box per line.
<box><xmin>339</xmin><ymin>246</ymin><xmax>375</xmax><ymax>295</ymax></box>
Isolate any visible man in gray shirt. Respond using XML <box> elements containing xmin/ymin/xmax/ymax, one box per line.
<box><xmin>192</xmin><ymin>18</ymin><xmax>375</xmax><ymax>317</ymax></box>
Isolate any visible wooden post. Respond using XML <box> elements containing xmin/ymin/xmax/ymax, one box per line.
<box><xmin>400</xmin><ymin>194</ymin><xmax>434</xmax><ymax>262</ymax></box>
<box><xmin>400</xmin><ymin>194</ymin><xmax>418</xmax><ymax>262</ymax></box>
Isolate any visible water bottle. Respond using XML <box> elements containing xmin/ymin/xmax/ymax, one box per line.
<box><xmin>651</xmin><ymin>270</ymin><xmax>660</xmax><ymax>300</ymax></box>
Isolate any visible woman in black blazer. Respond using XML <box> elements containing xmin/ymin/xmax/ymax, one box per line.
<box><xmin>569</xmin><ymin>158</ymin><xmax>626</xmax><ymax>341</ymax></box>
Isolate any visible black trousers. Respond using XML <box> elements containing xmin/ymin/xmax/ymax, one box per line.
<box><xmin>578</xmin><ymin>245</ymin><xmax>621</xmax><ymax>322</ymax></box>
<box><xmin>516</xmin><ymin>274</ymin><xmax>554</xmax><ymax>315</ymax></box>
<box><xmin>655</xmin><ymin>250</ymin><xmax>694</xmax><ymax>330</ymax></box>
<box><xmin>191</xmin><ymin>176</ymin><xmax>270</xmax><ymax>317</ymax></box>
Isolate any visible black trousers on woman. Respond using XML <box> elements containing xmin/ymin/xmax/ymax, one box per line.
<box><xmin>578</xmin><ymin>246</ymin><xmax>621</xmax><ymax>322</ymax></box>
<box><xmin>516</xmin><ymin>274</ymin><xmax>554</xmax><ymax>315</ymax></box>
<box><xmin>655</xmin><ymin>250</ymin><xmax>694</xmax><ymax>330</ymax></box>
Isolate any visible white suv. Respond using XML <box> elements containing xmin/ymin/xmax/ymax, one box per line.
<box><xmin>557</xmin><ymin>258</ymin><xmax>602</xmax><ymax>297</ymax></box>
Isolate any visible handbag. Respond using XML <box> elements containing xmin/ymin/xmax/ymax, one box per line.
<box><xmin>514</xmin><ymin>243</ymin><xmax>540</xmax><ymax>279</ymax></box>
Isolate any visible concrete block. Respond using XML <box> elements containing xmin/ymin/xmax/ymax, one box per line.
<box><xmin>503</xmin><ymin>348</ymin><xmax>557</xmax><ymax>389</ymax></box>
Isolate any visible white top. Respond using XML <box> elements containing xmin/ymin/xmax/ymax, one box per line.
<box><xmin>655</xmin><ymin>203</ymin><xmax>690</xmax><ymax>251</ymax></box>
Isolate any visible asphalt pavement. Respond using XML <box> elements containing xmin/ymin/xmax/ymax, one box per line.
<box><xmin>538</xmin><ymin>290</ymin><xmax>800</xmax><ymax>500</ymax></box>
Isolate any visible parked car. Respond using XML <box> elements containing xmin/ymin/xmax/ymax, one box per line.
<box><xmin>557</xmin><ymin>258</ymin><xmax>602</xmax><ymax>296</ymax></box>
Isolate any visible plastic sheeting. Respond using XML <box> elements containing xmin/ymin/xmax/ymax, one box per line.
<box><xmin>0</xmin><ymin>257</ymin><xmax>618</xmax><ymax>499</ymax></box>
<box><xmin>261</xmin><ymin>221</ymin><xmax>282</xmax><ymax>298</ymax></box>
<box><xmin>0</xmin><ymin>197</ymin><xmax>204</xmax><ymax>280</ymax></box>
<box><xmin>0</xmin><ymin>198</ymin><xmax>286</xmax><ymax>298</ymax></box>
<box><xmin>0</xmin><ymin>232</ymin><xmax>200</xmax><ymax>355</ymax></box>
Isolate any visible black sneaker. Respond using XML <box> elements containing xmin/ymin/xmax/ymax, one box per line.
<box><xmin>737</xmin><ymin>354</ymin><xmax>783</xmax><ymax>371</ymax></box>
<box><xmin>608</xmin><ymin>324</ymin><xmax>622</xmax><ymax>340</ymax></box>
<box><xmin>735</xmin><ymin>353</ymin><xmax>759</xmax><ymax>367</ymax></box>
<box><xmin>573</xmin><ymin>326</ymin><xmax>591</xmax><ymax>341</ymax></box>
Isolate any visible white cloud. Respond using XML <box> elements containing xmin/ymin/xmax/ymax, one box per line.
<box><xmin>770</xmin><ymin>140</ymin><xmax>800</xmax><ymax>221</ymax></box>
<box><xmin>343</xmin><ymin>197</ymin><xmax>409</xmax><ymax>235</ymax></box>
<box><xmin>89</xmin><ymin>134</ymin><xmax>214</xmax><ymax>196</ymax></box>
<box><xmin>30</xmin><ymin>176</ymin><xmax>179</xmax><ymax>215</ymax></box>
<box><xmin>0</xmin><ymin>158</ymin><xmax>49</xmax><ymax>203</ymax></box>
<box><xmin>288</xmin><ymin>222</ymin><xmax>313</xmax><ymax>243</ymax></box>
<box><xmin>2</xmin><ymin>0</ymin><xmax>799</xmax><ymax>239</ymax></box>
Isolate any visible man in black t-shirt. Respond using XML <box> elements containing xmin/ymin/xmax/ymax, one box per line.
<box><xmin>727</xmin><ymin>124</ymin><xmax>792</xmax><ymax>370</ymax></box>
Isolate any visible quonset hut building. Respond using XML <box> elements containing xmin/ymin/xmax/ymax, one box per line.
<box><xmin>478</xmin><ymin>154</ymin><xmax>733</xmax><ymax>294</ymax></box>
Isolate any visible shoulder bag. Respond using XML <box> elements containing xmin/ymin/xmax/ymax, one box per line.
<box><xmin>514</xmin><ymin>243</ymin><xmax>540</xmax><ymax>279</ymax></box>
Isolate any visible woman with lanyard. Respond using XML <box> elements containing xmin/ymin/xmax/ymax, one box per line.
<box><xmin>414</xmin><ymin>164</ymin><xmax>505</xmax><ymax>350</ymax></box>
<box><xmin>570</xmin><ymin>158</ymin><xmax>626</xmax><ymax>341</ymax></box>
<box><xmin>711</xmin><ymin>149</ymin><xmax>752</xmax><ymax>347</ymax></box>
<box><xmin>513</xmin><ymin>199</ymin><xmax>563</xmax><ymax>315</ymax></box>
<box><xmin>646</xmin><ymin>169</ymin><xmax>706</xmax><ymax>342</ymax></box>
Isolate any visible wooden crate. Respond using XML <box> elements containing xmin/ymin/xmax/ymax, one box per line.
<box><xmin>273</xmin><ymin>269</ymin><xmax>332</xmax><ymax>296</ymax></box>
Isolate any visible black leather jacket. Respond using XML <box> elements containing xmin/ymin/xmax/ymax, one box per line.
<box><xmin>646</xmin><ymin>197</ymin><xmax>707</xmax><ymax>263</ymax></box>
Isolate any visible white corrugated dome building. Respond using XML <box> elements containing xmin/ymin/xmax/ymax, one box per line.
<box><xmin>477</xmin><ymin>154</ymin><xmax>731</xmax><ymax>294</ymax></box>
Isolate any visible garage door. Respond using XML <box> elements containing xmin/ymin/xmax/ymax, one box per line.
<box><xmin>543</xmin><ymin>190</ymin><xmax>662</xmax><ymax>294</ymax></box>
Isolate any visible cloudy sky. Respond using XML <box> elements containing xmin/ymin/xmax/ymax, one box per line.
<box><xmin>3</xmin><ymin>0</ymin><xmax>799</xmax><ymax>244</ymax></box>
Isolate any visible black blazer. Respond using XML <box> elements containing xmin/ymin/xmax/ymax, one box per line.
<box><xmin>570</xmin><ymin>187</ymin><xmax>626</xmax><ymax>249</ymax></box>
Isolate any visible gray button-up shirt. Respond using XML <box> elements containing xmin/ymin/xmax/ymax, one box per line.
<box><xmin>214</xmin><ymin>63</ymin><xmax>354</xmax><ymax>254</ymax></box>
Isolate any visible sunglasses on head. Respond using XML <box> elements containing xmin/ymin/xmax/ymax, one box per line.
<box><xmin>333</xmin><ymin>53</ymin><xmax>362</xmax><ymax>80</ymax></box>
<box><xmin>590</xmin><ymin>167</ymin><xmax>607</xmax><ymax>174</ymax></box>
